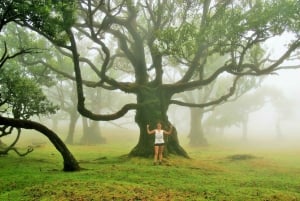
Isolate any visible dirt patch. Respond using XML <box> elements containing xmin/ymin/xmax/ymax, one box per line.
<box><xmin>227</xmin><ymin>154</ymin><xmax>257</xmax><ymax>161</ymax></box>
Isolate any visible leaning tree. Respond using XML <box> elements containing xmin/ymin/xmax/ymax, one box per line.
<box><xmin>0</xmin><ymin>0</ymin><xmax>80</xmax><ymax>171</ymax></box>
<box><xmin>20</xmin><ymin>0</ymin><xmax>300</xmax><ymax>157</ymax></box>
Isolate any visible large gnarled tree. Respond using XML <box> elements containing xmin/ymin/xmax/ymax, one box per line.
<box><xmin>20</xmin><ymin>0</ymin><xmax>300</xmax><ymax>157</ymax></box>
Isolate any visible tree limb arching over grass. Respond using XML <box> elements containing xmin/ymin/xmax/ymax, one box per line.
<box><xmin>0</xmin><ymin>116</ymin><xmax>80</xmax><ymax>171</ymax></box>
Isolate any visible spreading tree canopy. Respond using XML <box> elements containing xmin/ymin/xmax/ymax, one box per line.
<box><xmin>11</xmin><ymin>0</ymin><xmax>300</xmax><ymax>157</ymax></box>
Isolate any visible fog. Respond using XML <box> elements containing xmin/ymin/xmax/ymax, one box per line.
<box><xmin>4</xmin><ymin>67</ymin><xmax>300</xmax><ymax>152</ymax></box>
<box><xmin>55</xmin><ymin>25</ymin><xmax>299</xmax><ymax>152</ymax></box>
<box><xmin>245</xmin><ymin>70</ymin><xmax>300</xmax><ymax>142</ymax></box>
<box><xmin>2</xmin><ymin>31</ymin><xmax>299</xmax><ymax>153</ymax></box>
<box><xmin>84</xmin><ymin>66</ymin><xmax>300</xmax><ymax>148</ymax></box>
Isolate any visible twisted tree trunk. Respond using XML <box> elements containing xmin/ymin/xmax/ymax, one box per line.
<box><xmin>129</xmin><ymin>87</ymin><xmax>189</xmax><ymax>158</ymax></box>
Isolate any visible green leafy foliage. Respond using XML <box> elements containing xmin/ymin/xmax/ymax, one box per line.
<box><xmin>0</xmin><ymin>65</ymin><xmax>59</xmax><ymax>119</ymax></box>
<box><xmin>0</xmin><ymin>23</ymin><xmax>59</xmax><ymax>87</ymax></box>
<box><xmin>155</xmin><ymin>0</ymin><xmax>300</xmax><ymax>59</ymax></box>
<box><xmin>155</xmin><ymin>23</ymin><xmax>200</xmax><ymax>58</ymax></box>
<box><xmin>0</xmin><ymin>0</ymin><xmax>77</xmax><ymax>44</ymax></box>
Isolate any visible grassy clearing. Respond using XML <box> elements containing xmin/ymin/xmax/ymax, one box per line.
<box><xmin>1</xmin><ymin>139</ymin><xmax>300</xmax><ymax>201</ymax></box>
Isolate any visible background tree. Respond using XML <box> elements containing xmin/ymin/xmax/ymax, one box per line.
<box><xmin>204</xmin><ymin>84</ymin><xmax>292</xmax><ymax>140</ymax></box>
<box><xmin>205</xmin><ymin>86</ymin><xmax>267</xmax><ymax>140</ymax></box>
<box><xmin>265</xmin><ymin>86</ymin><xmax>294</xmax><ymax>139</ymax></box>
<box><xmin>185</xmin><ymin>44</ymin><xmax>266</xmax><ymax>146</ymax></box>
<box><xmin>183</xmin><ymin>76</ymin><xmax>257</xmax><ymax>146</ymax></box>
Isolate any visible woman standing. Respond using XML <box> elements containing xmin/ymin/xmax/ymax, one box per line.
<box><xmin>147</xmin><ymin>122</ymin><xmax>173</xmax><ymax>165</ymax></box>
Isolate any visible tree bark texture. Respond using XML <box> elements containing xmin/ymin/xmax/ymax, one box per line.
<box><xmin>129</xmin><ymin>87</ymin><xmax>189</xmax><ymax>158</ymax></box>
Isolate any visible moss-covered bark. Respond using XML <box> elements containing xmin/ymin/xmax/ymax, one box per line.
<box><xmin>129</xmin><ymin>86</ymin><xmax>189</xmax><ymax>158</ymax></box>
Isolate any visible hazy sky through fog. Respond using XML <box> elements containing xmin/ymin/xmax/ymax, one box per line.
<box><xmin>245</xmin><ymin>33</ymin><xmax>300</xmax><ymax>139</ymax></box>
<box><xmin>263</xmin><ymin>32</ymin><xmax>299</xmax><ymax>92</ymax></box>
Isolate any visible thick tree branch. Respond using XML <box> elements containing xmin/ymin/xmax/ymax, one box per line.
<box><xmin>170</xmin><ymin>76</ymin><xmax>241</xmax><ymax>108</ymax></box>
<box><xmin>168</xmin><ymin>37</ymin><xmax>300</xmax><ymax>95</ymax></box>
<box><xmin>66</xmin><ymin>28</ymin><xmax>138</xmax><ymax>121</ymax></box>
<box><xmin>78</xmin><ymin>103</ymin><xmax>139</xmax><ymax>121</ymax></box>
<box><xmin>56</xmin><ymin>46</ymin><xmax>102</xmax><ymax>78</ymax></box>
<box><xmin>167</xmin><ymin>64</ymin><xmax>230</xmax><ymax>94</ymax></box>
<box><xmin>0</xmin><ymin>116</ymin><xmax>80</xmax><ymax>171</ymax></box>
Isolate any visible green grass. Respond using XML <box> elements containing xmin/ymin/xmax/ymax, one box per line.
<box><xmin>1</xmin><ymin>141</ymin><xmax>300</xmax><ymax>201</ymax></box>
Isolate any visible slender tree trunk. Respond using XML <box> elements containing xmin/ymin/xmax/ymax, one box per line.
<box><xmin>65</xmin><ymin>111</ymin><xmax>79</xmax><ymax>144</ymax></box>
<box><xmin>188</xmin><ymin>108</ymin><xmax>208</xmax><ymax>146</ymax></box>
<box><xmin>129</xmin><ymin>87</ymin><xmax>188</xmax><ymax>158</ymax></box>
<box><xmin>80</xmin><ymin>119</ymin><xmax>106</xmax><ymax>145</ymax></box>
<box><xmin>0</xmin><ymin>116</ymin><xmax>80</xmax><ymax>171</ymax></box>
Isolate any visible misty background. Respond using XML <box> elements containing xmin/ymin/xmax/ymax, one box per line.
<box><xmin>2</xmin><ymin>32</ymin><xmax>300</xmax><ymax>150</ymax></box>
<box><xmin>38</xmin><ymin>60</ymin><xmax>300</xmax><ymax>149</ymax></box>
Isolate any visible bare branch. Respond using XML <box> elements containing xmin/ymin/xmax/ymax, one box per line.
<box><xmin>0</xmin><ymin>146</ymin><xmax>34</xmax><ymax>157</ymax></box>
<box><xmin>0</xmin><ymin>42</ymin><xmax>37</xmax><ymax>69</ymax></box>
<box><xmin>229</xmin><ymin>39</ymin><xmax>300</xmax><ymax>76</ymax></box>
<box><xmin>0</xmin><ymin>128</ymin><xmax>33</xmax><ymax>156</ymax></box>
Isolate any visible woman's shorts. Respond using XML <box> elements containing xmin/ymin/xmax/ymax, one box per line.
<box><xmin>154</xmin><ymin>143</ymin><xmax>165</xmax><ymax>146</ymax></box>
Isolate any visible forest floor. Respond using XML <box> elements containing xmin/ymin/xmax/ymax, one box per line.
<box><xmin>1</xmin><ymin>132</ymin><xmax>300</xmax><ymax>201</ymax></box>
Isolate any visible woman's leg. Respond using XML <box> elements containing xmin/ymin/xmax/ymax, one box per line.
<box><xmin>158</xmin><ymin>145</ymin><xmax>164</xmax><ymax>163</ymax></box>
<box><xmin>154</xmin><ymin>145</ymin><xmax>159</xmax><ymax>164</ymax></box>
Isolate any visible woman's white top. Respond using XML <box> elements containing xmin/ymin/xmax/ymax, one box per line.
<box><xmin>154</xmin><ymin>129</ymin><xmax>164</xmax><ymax>144</ymax></box>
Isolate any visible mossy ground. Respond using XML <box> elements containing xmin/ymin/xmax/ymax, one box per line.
<box><xmin>1</xmin><ymin>133</ymin><xmax>300</xmax><ymax>201</ymax></box>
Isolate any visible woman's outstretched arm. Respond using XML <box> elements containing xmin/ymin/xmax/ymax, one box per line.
<box><xmin>164</xmin><ymin>125</ymin><xmax>173</xmax><ymax>135</ymax></box>
<box><xmin>147</xmin><ymin>124</ymin><xmax>155</xmax><ymax>134</ymax></box>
